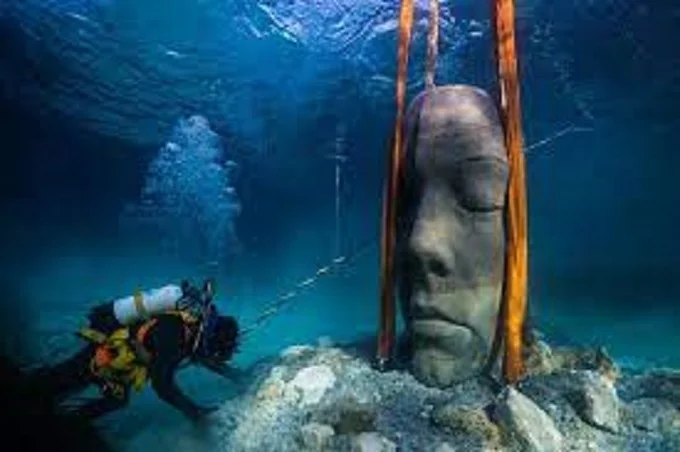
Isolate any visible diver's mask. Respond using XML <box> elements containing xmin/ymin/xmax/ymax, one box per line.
<box><xmin>180</xmin><ymin>278</ymin><xmax>216</xmax><ymax>314</ymax></box>
<box><xmin>194</xmin><ymin>290</ymin><xmax>239</xmax><ymax>363</ymax></box>
<box><xmin>194</xmin><ymin>299</ymin><xmax>239</xmax><ymax>363</ymax></box>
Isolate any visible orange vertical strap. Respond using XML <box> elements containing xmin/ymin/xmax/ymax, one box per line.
<box><xmin>492</xmin><ymin>0</ymin><xmax>529</xmax><ymax>383</ymax></box>
<box><xmin>378</xmin><ymin>0</ymin><xmax>415</xmax><ymax>368</ymax></box>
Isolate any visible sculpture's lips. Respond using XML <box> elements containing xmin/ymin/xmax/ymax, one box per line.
<box><xmin>411</xmin><ymin>304</ymin><xmax>475</xmax><ymax>333</ymax></box>
<box><xmin>411</xmin><ymin>319</ymin><xmax>476</xmax><ymax>353</ymax></box>
<box><xmin>412</xmin><ymin>319</ymin><xmax>472</xmax><ymax>336</ymax></box>
<box><xmin>411</xmin><ymin>303</ymin><xmax>478</xmax><ymax>348</ymax></box>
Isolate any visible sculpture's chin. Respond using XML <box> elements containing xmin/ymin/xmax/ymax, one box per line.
<box><xmin>411</xmin><ymin>319</ymin><xmax>487</xmax><ymax>387</ymax></box>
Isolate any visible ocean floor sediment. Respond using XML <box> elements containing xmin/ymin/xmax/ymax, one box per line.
<box><xmin>203</xmin><ymin>331</ymin><xmax>680</xmax><ymax>452</ymax></box>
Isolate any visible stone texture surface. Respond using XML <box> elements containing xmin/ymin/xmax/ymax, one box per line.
<box><xmin>398</xmin><ymin>85</ymin><xmax>509</xmax><ymax>388</ymax></box>
<box><xmin>493</xmin><ymin>386</ymin><xmax>564</xmax><ymax>452</ymax></box>
<box><xmin>298</xmin><ymin>422</ymin><xmax>335</xmax><ymax>451</ymax></box>
<box><xmin>208</xmin><ymin>333</ymin><xmax>680</xmax><ymax>451</ymax></box>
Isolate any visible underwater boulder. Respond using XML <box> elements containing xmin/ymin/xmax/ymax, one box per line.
<box><xmin>350</xmin><ymin>432</ymin><xmax>396</xmax><ymax>452</ymax></box>
<box><xmin>311</xmin><ymin>395</ymin><xmax>377</xmax><ymax>435</ymax></box>
<box><xmin>288</xmin><ymin>365</ymin><xmax>337</xmax><ymax>407</ymax></box>
<box><xmin>493</xmin><ymin>386</ymin><xmax>564</xmax><ymax>452</ymax></box>
<box><xmin>523</xmin><ymin>329</ymin><xmax>620</xmax><ymax>381</ymax></box>
<box><xmin>434</xmin><ymin>443</ymin><xmax>458</xmax><ymax>452</ymax></box>
<box><xmin>569</xmin><ymin>371</ymin><xmax>622</xmax><ymax>433</ymax></box>
<box><xmin>430</xmin><ymin>404</ymin><xmax>501</xmax><ymax>448</ymax></box>
<box><xmin>298</xmin><ymin>422</ymin><xmax>335</xmax><ymax>451</ymax></box>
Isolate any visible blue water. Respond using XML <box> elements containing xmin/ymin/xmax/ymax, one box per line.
<box><xmin>1</xmin><ymin>0</ymin><xmax>679</xmax><ymax>450</ymax></box>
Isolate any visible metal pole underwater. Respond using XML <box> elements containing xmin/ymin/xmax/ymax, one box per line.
<box><xmin>492</xmin><ymin>0</ymin><xmax>530</xmax><ymax>384</ymax></box>
<box><xmin>327</xmin><ymin>124</ymin><xmax>348</xmax><ymax>259</ymax></box>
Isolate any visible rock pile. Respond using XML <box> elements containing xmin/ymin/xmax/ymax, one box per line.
<box><xmin>209</xmin><ymin>334</ymin><xmax>680</xmax><ymax>451</ymax></box>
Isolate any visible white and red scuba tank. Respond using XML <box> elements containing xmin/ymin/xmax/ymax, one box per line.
<box><xmin>112</xmin><ymin>284</ymin><xmax>184</xmax><ymax>326</ymax></box>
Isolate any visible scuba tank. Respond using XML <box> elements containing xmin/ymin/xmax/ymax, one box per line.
<box><xmin>87</xmin><ymin>284</ymin><xmax>184</xmax><ymax>333</ymax></box>
<box><xmin>113</xmin><ymin>285</ymin><xmax>184</xmax><ymax>325</ymax></box>
<box><xmin>85</xmin><ymin>279</ymin><xmax>217</xmax><ymax>342</ymax></box>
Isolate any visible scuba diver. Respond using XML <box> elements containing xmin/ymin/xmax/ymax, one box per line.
<box><xmin>32</xmin><ymin>278</ymin><xmax>240</xmax><ymax>422</ymax></box>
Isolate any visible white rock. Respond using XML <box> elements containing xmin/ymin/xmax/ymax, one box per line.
<box><xmin>494</xmin><ymin>386</ymin><xmax>563</xmax><ymax>452</ymax></box>
<box><xmin>435</xmin><ymin>443</ymin><xmax>457</xmax><ymax>452</ymax></box>
<box><xmin>351</xmin><ymin>432</ymin><xmax>396</xmax><ymax>452</ymax></box>
<box><xmin>289</xmin><ymin>365</ymin><xmax>337</xmax><ymax>406</ymax></box>
<box><xmin>299</xmin><ymin>422</ymin><xmax>335</xmax><ymax>451</ymax></box>
<box><xmin>283</xmin><ymin>383</ymin><xmax>302</xmax><ymax>405</ymax></box>
<box><xmin>269</xmin><ymin>365</ymin><xmax>287</xmax><ymax>380</ymax></box>
<box><xmin>575</xmin><ymin>371</ymin><xmax>621</xmax><ymax>433</ymax></box>
<box><xmin>281</xmin><ymin>345</ymin><xmax>314</xmax><ymax>358</ymax></box>
<box><xmin>255</xmin><ymin>378</ymin><xmax>285</xmax><ymax>403</ymax></box>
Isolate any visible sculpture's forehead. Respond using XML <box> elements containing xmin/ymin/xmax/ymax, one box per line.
<box><xmin>406</xmin><ymin>85</ymin><xmax>507</xmax><ymax>170</ymax></box>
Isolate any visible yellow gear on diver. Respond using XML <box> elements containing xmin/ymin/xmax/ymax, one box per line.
<box><xmin>78</xmin><ymin>310</ymin><xmax>200</xmax><ymax>397</ymax></box>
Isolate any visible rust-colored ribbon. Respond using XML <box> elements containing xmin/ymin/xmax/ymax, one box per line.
<box><xmin>377</xmin><ymin>0</ymin><xmax>415</xmax><ymax>367</ymax></box>
<box><xmin>492</xmin><ymin>0</ymin><xmax>529</xmax><ymax>384</ymax></box>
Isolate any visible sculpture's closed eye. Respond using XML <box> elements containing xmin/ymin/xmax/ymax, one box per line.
<box><xmin>450</xmin><ymin>158</ymin><xmax>508</xmax><ymax>213</ymax></box>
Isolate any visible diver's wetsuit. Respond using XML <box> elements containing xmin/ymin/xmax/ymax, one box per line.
<box><xmin>37</xmin><ymin>314</ymin><xmax>205</xmax><ymax>420</ymax></box>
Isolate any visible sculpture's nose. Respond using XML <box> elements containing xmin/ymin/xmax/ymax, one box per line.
<box><xmin>409</xmin><ymin>214</ymin><xmax>454</xmax><ymax>280</ymax></box>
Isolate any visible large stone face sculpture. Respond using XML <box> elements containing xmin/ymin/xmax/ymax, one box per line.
<box><xmin>397</xmin><ymin>85</ymin><xmax>509</xmax><ymax>388</ymax></box>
